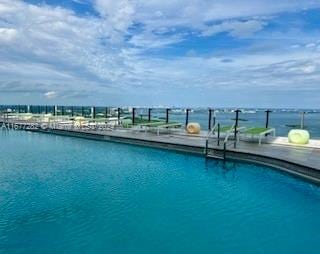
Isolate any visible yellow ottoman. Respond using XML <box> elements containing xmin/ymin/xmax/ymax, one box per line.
<box><xmin>22</xmin><ymin>113</ymin><xmax>33</xmax><ymax>121</ymax></box>
<box><xmin>74</xmin><ymin>117</ymin><xmax>86</xmax><ymax>127</ymax></box>
<box><xmin>186</xmin><ymin>123</ymin><xmax>201</xmax><ymax>134</ymax></box>
<box><xmin>288</xmin><ymin>129</ymin><xmax>310</xmax><ymax>144</ymax></box>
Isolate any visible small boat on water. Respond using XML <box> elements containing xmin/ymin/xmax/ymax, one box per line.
<box><xmin>171</xmin><ymin>109</ymin><xmax>194</xmax><ymax>114</ymax></box>
<box><xmin>242</xmin><ymin>110</ymin><xmax>257</xmax><ymax>114</ymax></box>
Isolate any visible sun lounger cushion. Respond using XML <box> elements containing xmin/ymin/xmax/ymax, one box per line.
<box><xmin>288</xmin><ymin>129</ymin><xmax>310</xmax><ymax>144</ymax></box>
<box><xmin>22</xmin><ymin>113</ymin><xmax>33</xmax><ymax>121</ymax></box>
<box><xmin>186</xmin><ymin>123</ymin><xmax>200</xmax><ymax>134</ymax></box>
<box><xmin>74</xmin><ymin>116</ymin><xmax>85</xmax><ymax>121</ymax></box>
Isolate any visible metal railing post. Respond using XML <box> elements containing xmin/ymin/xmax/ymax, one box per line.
<box><xmin>265</xmin><ymin>109</ymin><xmax>272</xmax><ymax>128</ymax></box>
<box><xmin>234</xmin><ymin>109</ymin><xmax>241</xmax><ymax>148</ymax></box>
<box><xmin>92</xmin><ymin>106</ymin><xmax>96</xmax><ymax>119</ymax></box>
<box><xmin>217</xmin><ymin>123</ymin><xmax>220</xmax><ymax>146</ymax></box>
<box><xmin>166</xmin><ymin>108</ymin><xmax>170</xmax><ymax>124</ymax></box>
<box><xmin>118</xmin><ymin>107</ymin><xmax>121</xmax><ymax>125</ymax></box>
<box><xmin>208</xmin><ymin>109</ymin><xmax>212</xmax><ymax>130</ymax></box>
<box><xmin>185</xmin><ymin>108</ymin><xmax>190</xmax><ymax>127</ymax></box>
<box><xmin>148</xmin><ymin>108</ymin><xmax>152</xmax><ymax>122</ymax></box>
<box><xmin>132</xmin><ymin>107</ymin><xmax>136</xmax><ymax>125</ymax></box>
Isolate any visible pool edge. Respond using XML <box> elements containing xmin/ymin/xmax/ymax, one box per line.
<box><xmin>22</xmin><ymin>128</ymin><xmax>320</xmax><ymax>185</ymax></box>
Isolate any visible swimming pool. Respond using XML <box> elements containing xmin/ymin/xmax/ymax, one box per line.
<box><xmin>0</xmin><ymin>130</ymin><xmax>320</xmax><ymax>254</ymax></box>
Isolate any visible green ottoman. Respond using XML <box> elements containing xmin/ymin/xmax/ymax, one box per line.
<box><xmin>288</xmin><ymin>129</ymin><xmax>310</xmax><ymax>144</ymax></box>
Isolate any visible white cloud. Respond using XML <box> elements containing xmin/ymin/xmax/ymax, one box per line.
<box><xmin>121</xmin><ymin>0</ymin><xmax>320</xmax><ymax>29</ymax></box>
<box><xmin>0</xmin><ymin>0</ymin><xmax>320</xmax><ymax>105</ymax></box>
<box><xmin>95</xmin><ymin>0</ymin><xmax>135</xmax><ymax>35</ymax></box>
<box><xmin>201</xmin><ymin>20</ymin><xmax>266</xmax><ymax>38</ymax></box>
<box><xmin>44</xmin><ymin>91</ymin><xmax>57</xmax><ymax>99</ymax></box>
<box><xmin>290</xmin><ymin>44</ymin><xmax>301</xmax><ymax>49</ymax></box>
<box><xmin>93</xmin><ymin>0</ymin><xmax>320</xmax><ymax>46</ymax></box>
<box><xmin>128</xmin><ymin>31</ymin><xmax>184</xmax><ymax>48</ymax></box>
<box><xmin>71</xmin><ymin>0</ymin><xmax>87</xmax><ymax>4</ymax></box>
<box><xmin>305</xmin><ymin>43</ymin><xmax>316</xmax><ymax>48</ymax></box>
<box><xmin>0</xmin><ymin>1</ymin><xmax>16</xmax><ymax>12</ymax></box>
<box><xmin>0</xmin><ymin>0</ymin><xmax>128</xmax><ymax>83</ymax></box>
<box><xmin>0</xmin><ymin>28</ymin><xmax>17</xmax><ymax>43</ymax></box>
<box><xmin>301</xmin><ymin>65</ymin><xmax>316</xmax><ymax>74</ymax></box>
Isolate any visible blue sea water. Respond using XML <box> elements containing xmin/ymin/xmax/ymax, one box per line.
<box><xmin>0</xmin><ymin>130</ymin><xmax>320</xmax><ymax>254</ymax></box>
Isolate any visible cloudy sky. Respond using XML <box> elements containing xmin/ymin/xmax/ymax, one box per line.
<box><xmin>0</xmin><ymin>0</ymin><xmax>320</xmax><ymax>108</ymax></box>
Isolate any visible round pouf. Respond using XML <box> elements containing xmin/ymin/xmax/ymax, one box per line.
<box><xmin>288</xmin><ymin>129</ymin><xmax>310</xmax><ymax>145</ymax></box>
<box><xmin>22</xmin><ymin>113</ymin><xmax>33</xmax><ymax>121</ymax></box>
<box><xmin>74</xmin><ymin>116</ymin><xmax>86</xmax><ymax>127</ymax></box>
<box><xmin>186</xmin><ymin>123</ymin><xmax>201</xmax><ymax>134</ymax></box>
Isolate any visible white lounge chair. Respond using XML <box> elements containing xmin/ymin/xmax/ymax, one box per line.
<box><xmin>240</xmin><ymin>127</ymin><xmax>276</xmax><ymax>145</ymax></box>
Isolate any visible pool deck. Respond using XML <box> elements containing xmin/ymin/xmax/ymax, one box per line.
<box><xmin>2</xmin><ymin>119</ymin><xmax>320</xmax><ymax>183</ymax></box>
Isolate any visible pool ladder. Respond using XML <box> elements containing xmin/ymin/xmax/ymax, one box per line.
<box><xmin>205</xmin><ymin>123</ymin><xmax>238</xmax><ymax>161</ymax></box>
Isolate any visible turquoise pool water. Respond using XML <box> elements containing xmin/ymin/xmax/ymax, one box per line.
<box><xmin>0</xmin><ymin>131</ymin><xmax>320</xmax><ymax>254</ymax></box>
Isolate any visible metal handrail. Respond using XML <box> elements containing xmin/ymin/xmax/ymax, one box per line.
<box><xmin>205</xmin><ymin>123</ymin><xmax>218</xmax><ymax>155</ymax></box>
<box><xmin>205</xmin><ymin>123</ymin><xmax>236</xmax><ymax>159</ymax></box>
<box><xmin>223</xmin><ymin>124</ymin><xmax>235</xmax><ymax>144</ymax></box>
<box><xmin>221</xmin><ymin>124</ymin><xmax>236</xmax><ymax>160</ymax></box>
<box><xmin>206</xmin><ymin>123</ymin><xmax>218</xmax><ymax>138</ymax></box>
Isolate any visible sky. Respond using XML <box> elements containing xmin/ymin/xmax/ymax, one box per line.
<box><xmin>0</xmin><ymin>0</ymin><xmax>320</xmax><ymax>108</ymax></box>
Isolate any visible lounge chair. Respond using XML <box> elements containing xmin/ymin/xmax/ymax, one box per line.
<box><xmin>210</xmin><ymin>124</ymin><xmax>245</xmax><ymax>141</ymax></box>
<box><xmin>154</xmin><ymin>122</ymin><xmax>182</xmax><ymax>135</ymax></box>
<box><xmin>87</xmin><ymin>118</ymin><xmax>121</xmax><ymax>130</ymax></box>
<box><xmin>132</xmin><ymin>121</ymin><xmax>166</xmax><ymax>133</ymax></box>
<box><xmin>240</xmin><ymin>127</ymin><xmax>275</xmax><ymax>145</ymax></box>
<box><xmin>54</xmin><ymin>120</ymin><xmax>74</xmax><ymax>130</ymax></box>
<box><xmin>133</xmin><ymin>121</ymin><xmax>182</xmax><ymax>135</ymax></box>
